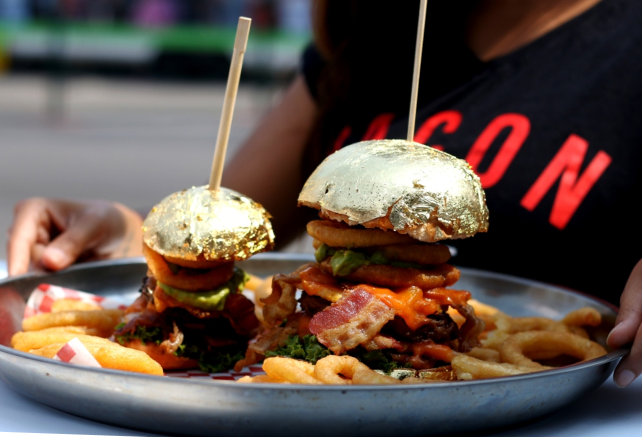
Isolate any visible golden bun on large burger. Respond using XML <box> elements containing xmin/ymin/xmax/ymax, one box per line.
<box><xmin>298</xmin><ymin>139</ymin><xmax>488</xmax><ymax>242</ymax></box>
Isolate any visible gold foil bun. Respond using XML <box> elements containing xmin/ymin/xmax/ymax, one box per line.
<box><xmin>298</xmin><ymin>140</ymin><xmax>489</xmax><ymax>242</ymax></box>
<box><xmin>143</xmin><ymin>185</ymin><xmax>275</xmax><ymax>262</ymax></box>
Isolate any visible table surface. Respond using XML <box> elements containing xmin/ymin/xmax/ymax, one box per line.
<box><xmin>1</xmin><ymin>260</ymin><xmax>641</xmax><ymax>436</ymax></box>
<box><xmin>0</xmin><ymin>374</ymin><xmax>641</xmax><ymax>436</ymax></box>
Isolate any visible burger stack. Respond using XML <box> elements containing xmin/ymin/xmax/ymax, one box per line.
<box><xmin>239</xmin><ymin>140</ymin><xmax>489</xmax><ymax>372</ymax></box>
<box><xmin>114</xmin><ymin>186</ymin><xmax>274</xmax><ymax>371</ymax></box>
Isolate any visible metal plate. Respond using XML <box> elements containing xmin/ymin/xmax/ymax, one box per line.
<box><xmin>0</xmin><ymin>254</ymin><xmax>627</xmax><ymax>437</ymax></box>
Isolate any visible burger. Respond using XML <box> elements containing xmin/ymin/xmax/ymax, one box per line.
<box><xmin>238</xmin><ymin>140</ymin><xmax>488</xmax><ymax>373</ymax></box>
<box><xmin>114</xmin><ymin>185</ymin><xmax>275</xmax><ymax>371</ymax></box>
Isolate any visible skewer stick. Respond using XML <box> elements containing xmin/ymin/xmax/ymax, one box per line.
<box><xmin>208</xmin><ymin>17</ymin><xmax>252</xmax><ymax>192</ymax></box>
<box><xmin>407</xmin><ymin>0</ymin><xmax>428</xmax><ymax>142</ymax></box>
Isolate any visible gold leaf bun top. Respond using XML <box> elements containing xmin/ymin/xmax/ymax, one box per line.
<box><xmin>143</xmin><ymin>185</ymin><xmax>275</xmax><ymax>262</ymax></box>
<box><xmin>298</xmin><ymin>140</ymin><xmax>489</xmax><ymax>242</ymax></box>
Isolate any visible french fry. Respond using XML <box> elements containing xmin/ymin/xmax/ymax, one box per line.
<box><xmin>467</xmin><ymin>347</ymin><xmax>501</xmax><ymax>363</ymax></box>
<box><xmin>22</xmin><ymin>309</ymin><xmax>123</xmax><ymax>337</ymax></box>
<box><xmin>51</xmin><ymin>299</ymin><xmax>102</xmax><ymax>312</ymax></box>
<box><xmin>451</xmin><ymin>354</ymin><xmax>538</xmax><ymax>380</ymax></box>
<box><xmin>262</xmin><ymin>357</ymin><xmax>321</xmax><ymax>385</ymax></box>
<box><xmin>12</xmin><ymin>329</ymin><xmax>111</xmax><ymax>352</ymax></box>
<box><xmin>29</xmin><ymin>339</ymin><xmax>163</xmax><ymax>376</ymax></box>
<box><xmin>237</xmin><ymin>374</ymin><xmax>288</xmax><ymax>384</ymax></box>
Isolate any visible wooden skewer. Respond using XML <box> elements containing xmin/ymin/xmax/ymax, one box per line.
<box><xmin>407</xmin><ymin>0</ymin><xmax>428</xmax><ymax>143</ymax></box>
<box><xmin>208</xmin><ymin>17</ymin><xmax>252</xmax><ymax>192</ymax></box>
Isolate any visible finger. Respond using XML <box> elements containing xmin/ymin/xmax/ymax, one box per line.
<box><xmin>7</xmin><ymin>200</ymin><xmax>49</xmax><ymax>276</ymax></box>
<box><xmin>613</xmin><ymin>321</ymin><xmax>642</xmax><ymax>388</ymax></box>
<box><xmin>30</xmin><ymin>243</ymin><xmax>47</xmax><ymax>271</ymax></box>
<box><xmin>608</xmin><ymin>259</ymin><xmax>642</xmax><ymax>349</ymax></box>
<box><xmin>41</xmin><ymin>211</ymin><xmax>105</xmax><ymax>271</ymax></box>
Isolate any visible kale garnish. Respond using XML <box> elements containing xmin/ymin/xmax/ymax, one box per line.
<box><xmin>348</xmin><ymin>349</ymin><xmax>412</xmax><ymax>375</ymax></box>
<box><xmin>177</xmin><ymin>344</ymin><xmax>245</xmax><ymax>373</ymax></box>
<box><xmin>265</xmin><ymin>334</ymin><xmax>331</xmax><ymax>364</ymax></box>
<box><xmin>114</xmin><ymin>326</ymin><xmax>163</xmax><ymax>346</ymax></box>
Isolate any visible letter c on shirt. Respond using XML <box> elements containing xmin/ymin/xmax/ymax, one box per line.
<box><xmin>466</xmin><ymin>113</ymin><xmax>531</xmax><ymax>188</ymax></box>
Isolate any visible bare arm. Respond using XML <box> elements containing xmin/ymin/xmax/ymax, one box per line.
<box><xmin>222</xmin><ymin>74</ymin><xmax>318</xmax><ymax>248</ymax></box>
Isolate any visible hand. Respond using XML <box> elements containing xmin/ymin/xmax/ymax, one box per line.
<box><xmin>7</xmin><ymin>198</ymin><xmax>143</xmax><ymax>276</ymax></box>
<box><xmin>607</xmin><ymin>258</ymin><xmax>642</xmax><ymax>387</ymax></box>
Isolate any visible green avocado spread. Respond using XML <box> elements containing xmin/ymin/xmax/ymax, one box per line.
<box><xmin>158</xmin><ymin>267</ymin><xmax>249</xmax><ymax>311</ymax></box>
<box><xmin>315</xmin><ymin>244</ymin><xmax>427</xmax><ymax>276</ymax></box>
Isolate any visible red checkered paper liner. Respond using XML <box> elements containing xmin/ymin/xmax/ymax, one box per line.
<box><xmin>24</xmin><ymin>283</ymin><xmax>128</xmax><ymax>318</ymax></box>
<box><xmin>53</xmin><ymin>337</ymin><xmax>102</xmax><ymax>368</ymax></box>
<box><xmin>165</xmin><ymin>365</ymin><xmax>266</xmax><ymax>381</ymax></box>
<box><xmin>24</xmin><ymin>284</ymin><xmax>266</xmax><ymax>380</ymax></box>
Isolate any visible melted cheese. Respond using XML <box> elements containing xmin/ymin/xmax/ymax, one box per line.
<box><xmin>299</xmin><ymin>266</ymin><xmax>471</xmax><ymax>332</ymax></box>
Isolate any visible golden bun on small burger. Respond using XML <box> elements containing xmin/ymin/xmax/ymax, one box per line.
<box><xmin>298</xmin><ymin>139</ymin><xmax>489</xmax><ymax>242</ymax></box>
<box><xmin>143</xmin><ymin>185</ymin><xmax>275</xmax><ymax>264</ymax></box>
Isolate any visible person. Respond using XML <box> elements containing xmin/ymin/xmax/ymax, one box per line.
<box><xmin>6</xmin><ymin>0</ymin><xmax>642</xmax><ymax>388</ymax></box>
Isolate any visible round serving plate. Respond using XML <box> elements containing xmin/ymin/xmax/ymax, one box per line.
<box><xmin>0</xmin><ymin>254</ymin><xmax>627</xmax><ymax>437</ymax></box>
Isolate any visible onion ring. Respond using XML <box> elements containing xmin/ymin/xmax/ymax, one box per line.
<box><xmin>319</xmin><ymin>259</ymin><xmax>460</xmax><ymax>289</ymax></box>
<box><xmin>451</xmin><ymin>354</ymin><xmax>538</xmax><ymax>379</ymax></box>
<box><xmin>144</xmin><ymin>243</ymin><xmax>234</xmax><ymax>291</ymax></box>
<box><xmin>499</xmin><ymin>331</ymin><xmax>607</xmax><ymax>369</ymax></box>
<box><xmin>307</xmin><ymin>220</ymin><xmax>416</xmax><ymax>248</ymax></box>
<box><xmin>263</xmin><ymin>357</ymin><xmax>321</xmax><ymax>385</ymax></box>
<box><xmin>162</xmin><ymin>254</ymin><xmax>225</xmax><ymax>269</ymax></box>
<box><xmin>313</xmin><ymin>355</ymin><xmax>370</xmax><ymax>385</ymax></box>
<box><xmin>562</xmin><ymin>307</ymin><xmax>602</xmax><ymax>327</ymax></box>
<box><xmin>467</xmin><ymin>347</ymin><xmax>500</xmax><ymax>363</ymax></box>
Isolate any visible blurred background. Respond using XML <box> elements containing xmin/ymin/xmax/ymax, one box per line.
<box><xmin>0</xmin><ymin>0</ymin><xmax>313</xmax><ymax>265</ymax></box>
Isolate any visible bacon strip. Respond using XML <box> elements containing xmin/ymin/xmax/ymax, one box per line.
<box><xmin>233</xmin><ymin>313</ymin><xmax>309</xmax><ymax>371</ymax></box>
<box><xmin>454</xmin><ymin>304</ymin><xmax>485</xmax><ymax>352</ymax></box>
<box><xmin>361</xmin><ymin>334</ymin><xmax>405</xmax><ymax>352</ymax></box>
<box><xmin>309</xmin><ymin>287</ymin><xmax>395</xmax><ymax>355</ymax></box>
<box><xmin>261</xmin><ymin>263</ymin><xmax>314</xmax><ymax>327</ymax></box>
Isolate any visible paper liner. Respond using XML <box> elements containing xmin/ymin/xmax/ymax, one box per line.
<box><xmin>53</xmin><ymin>337</ymin><xmax>102</xmax><ymax>368</ymax></box>
<box><xmin>24</xmin><ymin>284</ymin><xmax>127</xmax><ymax>319</ymax></box>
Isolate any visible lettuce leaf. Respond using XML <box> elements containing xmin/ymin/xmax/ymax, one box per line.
<box><xmin>114</xmin><ymin>326</ymin><xmax>163</xmax><ymax>346</ymax></box>
<box><xmin>176</xmin><ymin>344</ymin><xmax>245</xmax><ymax>374</ymax></box>
<box><xmin>265</xmin><ymin>334</ymin><xmax>331</xmax><ymax>364</ymax></box>
<box><xmin>265</xmin><ymin>335</ymin><xmax>409</xmax><ymax>374</ymax></box>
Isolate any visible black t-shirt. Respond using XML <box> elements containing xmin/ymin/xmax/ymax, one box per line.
<box><xmin>302</xmin><ymin>0</ymin><xmax>642</xmax><ymax>305</ymax></box>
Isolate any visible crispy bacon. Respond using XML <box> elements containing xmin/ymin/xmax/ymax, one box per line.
<box><xmin>223</xmin><ymin>294</ymin><xmax>260</xmax><ymax>336</ymax></box>
<box><xmin>454</xmin><ymin>304</ymin><xmax>485</xmax><ymax>352</ymax></box>
<box><xmin>126</xmin><ymin>294</ymin><xmax>150</xmax><ymax>314</ymax></box>
<box><xmin>309</xmin><ymin>287</ymin><xmax>395</xmax><ymax>355</ymax></box>
<box><xmin>361</xmin><ymin>334</ymin><xmax>405</xmax><ymax>352</ymax></box>
<box><xmin>114</xmin><ymin>309</ymin><xmax>167</xmax><ymax>337</ymax></box>
<box><xmin>160</xmin><ymin>322</ymin><xmax>184</xmax><ymax>354</ymax></box>
<box><xmin>299</xmin><ymin>293</ymin><xmax>331</xmax><ymax>316</ymax></box>
<box><xmin>233</xmin><ymin>313</ymin><xmax>309</xmax><ymax>371</ymax></box>
<box><xmin>261</xmin><ymin>263</ymin><xmax>314</xmax><ymax>327</ymax></box>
